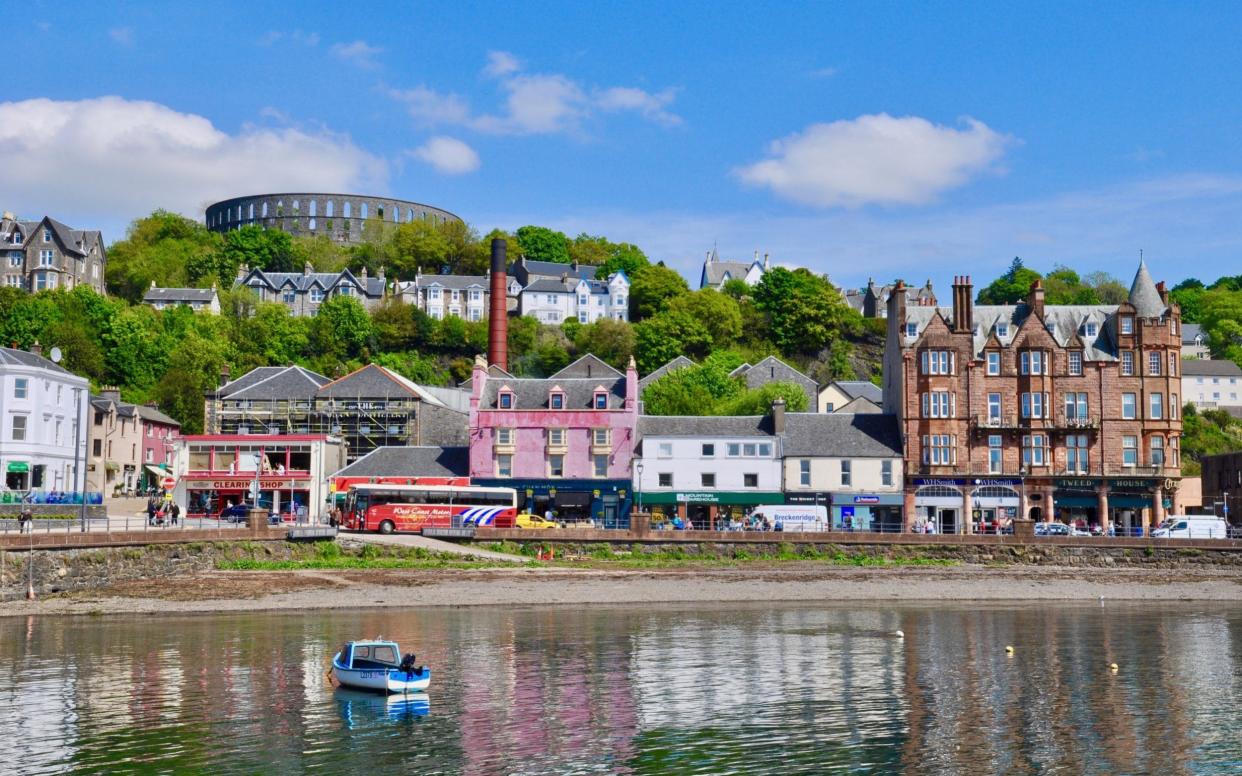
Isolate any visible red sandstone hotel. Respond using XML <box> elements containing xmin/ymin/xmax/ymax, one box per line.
<box><xmin>882</xmin><ymin>261</ymin><xmax>1183</xmax><ymax>535</ymax></box>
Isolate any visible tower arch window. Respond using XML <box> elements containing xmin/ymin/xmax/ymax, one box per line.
<box><xmin>262</xmin><ymin>202</ymin><xmax>269</xmax><ymax>217</ymax></box>
<box><xmin>248</xmin><ymin>203</ymin><xmax>255</xmax><ymax>219</ymax></box>
<box><xmin>361</xmin><ymin>203</ymin><xmax>368</xmax><ymax>219</ymax></box>
<box><xmin>343</xmin><ymin>201</ymin><xmax>352</xmax><ymax>218</ymax></box>
<box><xmin>408</xmin><ymin>208</ymin><xmax>414</xmax><ymax>222</ymax></box>
<box><xmin>309</xmin><ymin>200</ymin><xmax>317</xmax><ymax>217</ymax></box>
<box><xmin>326</xmin><ymin>200</ymin><xmax>334</xmax><ymax>217</ymax></box>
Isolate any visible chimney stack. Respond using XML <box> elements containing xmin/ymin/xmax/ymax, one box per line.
<box><xmin>488</xmin><ymin>238</ymin><xmax>509</xmax><ymax>371</ymax></box>
<box><xmin>1028</xmin><ymin>278</ymin><xmax>1045</xmax><ymax>318</ymax></box>
<box><xmin>951</xmin><ymin>275</ymin><xmax>974</xmax><ymax>332</ymax></box>
<box><xmin>219</xmin><ymin>365</ymin><xmax>231</xmax><ymax>388</ymax></box>
<box><xmin>772</xmin><ymin>398</ymin><xmax>786</xmax><ymax>434</ymax></box>
<box><xmin>29</xmin><ymin>341</ymin><xmax>41</xmax><ymax>357</ymax></box>
<box><xmin>1156</xmin><ymin>280</ymin><xmax>1168</xmax><ymax>303</ymax></box>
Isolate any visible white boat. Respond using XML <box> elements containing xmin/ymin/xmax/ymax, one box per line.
<box><xmin>331</xmin><ymin>639</ymin><xmax>431</xmax><ymax>694</ymax></box>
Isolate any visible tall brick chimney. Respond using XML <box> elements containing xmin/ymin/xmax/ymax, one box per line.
<box><xmin>951</xmin><ymin>275</ymin><xmax>973</xmax><ymax>332</ymax></box>
<box><xmin>487</xmin><ymin>238</ymin><xmax>509</xmax><ymax>370</ymax></box>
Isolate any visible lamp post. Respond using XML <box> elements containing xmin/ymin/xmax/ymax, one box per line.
<box><xmin>635</xmin><ymin>460</ymin><xmax>644</xmax><ymax>517</ymax></box>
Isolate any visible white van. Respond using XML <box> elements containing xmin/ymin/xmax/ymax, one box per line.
<box><xmin>1150</xmin><ymin>515</ymin><xmax>1229</xmax><ymax>539</ymax></box>
<box><xmin>751</xmin><ymin>505</ymin><xmax>828</xmax><ymax>532</ymax></box>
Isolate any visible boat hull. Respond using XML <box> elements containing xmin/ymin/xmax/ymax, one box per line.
<box><xmin>332</xmin><ymin>654</ymin><xmax>431</xmax><ymax>694</ymax></box>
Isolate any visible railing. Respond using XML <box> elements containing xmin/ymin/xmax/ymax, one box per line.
<box><xmin>969</xmin><ymin>415</ymin><xmax>1100</xmax><ymax>431</ymax></box>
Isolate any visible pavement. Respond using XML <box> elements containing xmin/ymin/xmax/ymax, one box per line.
<box><xmin>341</xmin><ymin>531</ymin><xmax>528</xmax><ymax>563</ymax></box>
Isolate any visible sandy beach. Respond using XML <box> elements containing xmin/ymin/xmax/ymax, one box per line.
<box><xmin>4</xmin><ymin>563</ymin><xmax>1239</xmax><ymax>617</ymax></box>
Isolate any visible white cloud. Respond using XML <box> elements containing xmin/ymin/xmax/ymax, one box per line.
<box><xmin>595</xmin><ymin>87</ymin><xmax>681</xmax><ymax>127</ymax></box>
<box><xmin>0</xmin><ymin>96</ymin><xmax>387</xmax><ymax>225</ymax></box>
<box><xmin>390</xmin><ymin>51</ymin><xmax>681</xmax><ymax>136</ymax></box>
<box><xmin>388</xmin><ymin>85</ymin><xmax>473</xmax><ymax>126</ymax></box>
<box><xmin>331</xmin><ymin>40</ymin><xmax>383</xmax><ymax>69</ymax></box>
<box><xmin>483</xmin><ymin>50</ymin><xmax>521</xmax><ymax>78</ymax></box>
<box><xmin>409</xmin><ymin>136</ymin><xmax>480</xmax><ymax>175</ymax></box>
<box><xmin>108</xmin><ymin>27</ymin><xmax>133</xmax><ymax>46</ymax></box>
<box><xmin>736</xmin><ymin>113</ymin><xmax>1011</xmax><ymax>208</ymax></box>
<box><xmin>260</xmin><ymin>29</ymin><xmax>320</xmax><ymax>47</ymax></box>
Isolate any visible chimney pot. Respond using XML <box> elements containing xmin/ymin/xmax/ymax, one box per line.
<box><xmin>30</xmin><ymin>340</ymin><xmax>42</xmax><ymax>356</ymax></box>
<box><xmin>772</xmin><ymin>398</ymin><xmax>786</xmax><ymax>434</ymax></box>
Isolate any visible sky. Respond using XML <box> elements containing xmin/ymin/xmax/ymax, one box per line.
<box><xmin>6</xmin><ymin>1</ymin><xmax>1242</xmax><ymax>294</ymax></box>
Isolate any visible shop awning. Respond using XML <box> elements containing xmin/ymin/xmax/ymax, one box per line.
<box><xmin>639</xmin><ymin>491</ymin><xmax>784</xmax><ymax>506</ymax></box>
<box><xmin>144</xmin><ymin>465</ymin><xmax>168</xmax><ymax>479</ymax></box>
<box><xmin>549</xmin><ymin>491</ymin><xmax>592</xmax><ymax>509</ymax></box>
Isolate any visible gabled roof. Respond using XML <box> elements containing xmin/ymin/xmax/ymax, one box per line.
<box><xmin>701</xmin><ymin>260</ymin><xmax>757</xmax><ymax>287</ymax></box>
<box><xmin>224</xmin><ymin>366</ymin><xmax>330</xmax><ymax>401</ymax></box>
<box><xmin>510</xmin><ymin>257</ymin><xmax>596</xmax><ymax>281</ymax></box>
<box><xmin>836</xmin><ymin>396</ymin><xmax>881</xmax><ymax>414</ymax></box>
<box><xmin>1182</xmin><ymin>323</ymin><xmax>1204</xmax><ymax>345</ymax></box>
<box><xmin>734</xmin><ymin>356</ymin><xmax>816</xmax><ymax>387</ymax></box>
<box><xmin>331</xmin><ymin>445</ymin><xmax>469</xmax><ymax>479</ymax></box>
<box><xmin>550</xmin><ymin>354</ymin><xmax>622</xmax><ymax>379</ymax></box>
<box><xmin>639</xmin><ymin>355</ymin><xmax>695</xmax><ymax>388</ymax></box>
<box><xmin>637</xmin><ymin>414</ymin><xmax>772</xmax><ymax>438</ymax></box>
<box><xmin>904</xmin><ymin>303</ymin><xmax>1120</xmax><ymax>361</ymax></box>
<box><xmin>317</xmin><ymin>364</ymin><xmax>446</xmax><ymax>405</ymax></box>
<box><xmin>411</xmin><ymin>273</ymin><xmax>488</xmax><ymax>290</ymax></box>
<box><xmin>458</xmin><ymin>363</ymin><xmax>514</xmax><ymax>388</ymax></box>
<box><xmin>781</xmin><ymin>413</ymin><xmax>902</xmax><ymax>457</ymax></box>
<box><xmin>1181</xmin><ymin>359</ymin><xmax>1242</xmax><ymax>378</ymax></box>
<box><xmin>238</xmin><ymin>268</ymin><xmax>385</xmax><ymax>297</ymax></box>
<box><xmin>827</xmin><ymin>380</ymin><xmax>883</xmax><ymax>403</ymax></box>
<box><xmin>136</xmin><ymin>404</ymin><xmax>180</xmax><ymax>427</ymax></box>
<box><xmin>0</xmin><ymin>346</ymin><xmax>76</xmax><ymax>375</ymax></box>
<box><xmin>144</xmin><ymin>287</ymin><xmax>218</xmax><ymax>303</ymax></box>
<box><xmin>480</xmin><ymin>377</ymin><xmax>627</xmax><ymax>410</ymax></box>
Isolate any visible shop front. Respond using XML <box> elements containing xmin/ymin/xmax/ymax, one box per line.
<box><xmin>180</xmin><ymin>475</ymin><xmax>313</xmax><ymax>518</ymax></box>
<box><xmin>911</xmin><ymin>479</ymin><xmax>965</xmax><ymax>533</ymax></box>
<box><xmin>640</xmin><ymin>491</ymin><xmax>784</xmax><ymax>530</ymax></box>
<box><xmin>970</xmin><ymin>479</ymin><xmax>1021</xmax><ymax>533</ymax></box>
<box><xmin>4</xmin><ymin>460</ymin><xmax>31</xmax><ymax>491</ymax></box>
<box><xmin>829</xmin><ymin>493</ymin><xmax>904</xmax><ymax>532</ymax></box>
<box><xmin>475</xmin><ymin>478</ymin><xmax>633</xmax><ymax>529</ymax></box>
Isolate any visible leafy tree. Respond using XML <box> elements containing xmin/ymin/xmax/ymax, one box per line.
<box><xmin>153</xmin><ymin>333</ymin><xmax>231</xmax><ymax>433</ymax></box>
<box><xmin>634</xmin><ymin>310</ymin><xmax>712</xmax><ymax>373</ymax></box>
<box><xmin>669</xmin><ymin>289</ymin><xmax>742</xmax><ymax>348</ymax></box>
<box><xmin>629</xmin><ymin>264</ymin><xmax>689</xmax><ymax>320</ymax></box>
<box><xmin>751</xmin><ymin>267</ymin><xmax>860</xmax><ymax>356</ymax></box>
<box><xmin>976</xmin><ymin>258</ymin><xmax>1042</xmax><ymax>304</ymax></box>
<box><xmin>310</xmin><ymin>295</ymin><xmax>372</xmax><ymax>364</ymax></box>
<box><xmin>103</xmin><ymin>306</ymin><xmax>168</xmax><ymax>391</ymax></box>
<box><xmin>105</xmin><ymin>210</ymin><xmax>221</xmax><ymax>301</ymax></box>
<box><xmin>233</xmin><ymin>303</ymin><xmax>310</xmax><ymax>370</ymax></box>
<box><xmin>718</xmin><ymin>381</ymin><xmax>810</xmax><ymax>415</ymax></box>
<box><xmin>217</xmin><ymin>225</ymin><xmax>299</xmax><ymax>278</ymax></box>
<box><xmin>641</xmin><ymin>352</ymin><xmax>745</xmax><ymax>415</ymax></box>
<box><xmin>1170</xmin><ymin>278</ymin><xmax>1206</xmax><ymax>322</ymax></box>
<box><xmin>373</xmin><ymin>352</ymin><xmax>449</xmax><ymax>385</ymax></box>
<box><xmin>515</xmin><ymin>225</ymin><xmax>570</xmax><ymax>264</ymax></box>
<box><xmin>720</xmin><ymin>278</ymin><xmax>750</xmax><ymax>299</ymax></box>
<box><xmin>1084</xmin><ymin>271</ymin><xmax>1129</xmax><ymax>305</ymax></box>
<box><xmin>507</xmin><ymin>315</ymin><xmax>539</xmax><ymax>360</ymax></box>
<box><xmin>573</xmin><ymin>318</ymin><xmax>636</xmax><ymax>370</ymax></box>
<box><xmin>1043</xmin><ymin>266</ymin><xmax>1101</xmax><ymax>305</ymax></box>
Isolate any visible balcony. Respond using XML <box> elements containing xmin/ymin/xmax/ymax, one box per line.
<box><xmin>969</xmin><ymin>415</ymin><xmax>1099</xmax><ymax>433</ymax></box>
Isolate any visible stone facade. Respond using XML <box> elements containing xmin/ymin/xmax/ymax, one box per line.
<box><xmin>883</xmin><ymin>261</ymin><xmax>1183</xmax><ymax>535</ymax></box>
<box><xmin>0</xmin><ymin>212</ymin><xmax>106</xmax><ymax>293</ymax></box>
<box><xmin>235</xmin><ymin>264</ymin><xmax>387</xmax><ymax>317</ymax></box>
<box><xmin>206</xmin><ymin>193</ymin><xmax>461</xmax><ymax>246</ymax></box>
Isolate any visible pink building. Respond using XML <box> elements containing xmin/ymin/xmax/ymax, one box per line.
<box><xmin>137</xmin><ymin>404</ymin><xmax>181</xmax><ymax>484</ymax></box>
<box><xmin>469</xmin><ymin>354</ymin><xmax>638</xmax><ymax>527</ymax></box>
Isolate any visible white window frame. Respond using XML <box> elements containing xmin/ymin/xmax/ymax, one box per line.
<box><xmin>1068</xmin><ymin>351</ymin><xmax>1082</xmax><ymax>376</ymax></box>
<box><xmin>1121</xmin><ymin>393</ymin><xmax>1136</xmax><ymax>419</ymax></box>
<box><xmin>987</xmin><ymin>352</ymin><xmax>1000</xmax><ymax>375</ymax></box>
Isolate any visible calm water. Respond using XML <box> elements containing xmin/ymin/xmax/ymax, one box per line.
<box><xmin>2</xmin><ymin>602</ymin><xmax>1240</xmax><ymax>775</ymax></box>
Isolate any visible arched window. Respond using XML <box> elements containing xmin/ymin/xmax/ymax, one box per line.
<box><xmin>916</xmin><ymin>485</ymin><xmax>961</xmax><ymax>499</ymax></box>
<box><xmin>262</xmin><ymin>202</ymin><xmax>269</xmax><ymax>217</ymax></box>
<box><xmin>343</xmin><ymin>201</ymin><xmax>352</xmax><ymax>218</ymax></box>
<box><xmin>308</xmin><ymin>218</ymin><xmax>316</xmax><ymax>230</ymax></box>
<box><xmin>248</xmin><ymin>203</ymin><xmax>255</xmax><ymax>219</ymax></box>
<box><xmin>392</xmin><ymin>205</ymin><xmax>398</xmax><ymax>222</ymax></box>
<box><xmin>361</xmin><ymin>203</ymin><xmax>369</xmax><ymax>219</ymax></box>
<box><xmin>276</xmin><ymin>200</ymin><xmax>284</xmax><ymax>216</ymax></box>
<box><xmin>407</xmin><ymin>208</ymin><xmax>414</xmax><ymax>222</ymax></box>
<box><xmin>326</xmin><ymin>200</ymin><xmax>334</xmax><ymax>217</ymax></box>
<box><xmin>292</xmin><ymin>199</ymin><xmax>300</xmax><ymax>213</ymax></box>
<box><xmin>309</xmin><ymin>200</ymin><xmax>317</xmax><ymax>217</ymax></box>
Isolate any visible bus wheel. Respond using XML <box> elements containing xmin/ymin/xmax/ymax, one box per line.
<box><xmin>379</xmin><ymin>520</ymin><xmax>395</xmax><ymax>535</ymax></box>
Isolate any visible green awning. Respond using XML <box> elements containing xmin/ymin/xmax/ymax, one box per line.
<box><xmin>6</xmin><ymin>462</ymin><xmax>28</xmax><ymax>473</ymax></box>
<box><xmin>638</xmin><ymin>491</ymin><xmax>784</xmax><ymax>506</ymax></box>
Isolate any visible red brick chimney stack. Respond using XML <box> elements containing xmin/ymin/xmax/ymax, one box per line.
<box><xmin>1028</xmin><ymin>278</ymin><xmax>1045</xmax><ymax>318</ymax></box>
<box><xmin>951</xmin><ymin>276</ymin><xmax>973</xmax><ymax>332</ymax></box>
<box><xmin>488</xmin><ymin>238</ymin><xmax>509</xmax><ymax>371</ymax></box>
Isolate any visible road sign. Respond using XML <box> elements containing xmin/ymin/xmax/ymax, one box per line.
<box><xmin>160</xmin><ymin>477</ymin><xmax>176</xmax><ymax>490</ymax></box>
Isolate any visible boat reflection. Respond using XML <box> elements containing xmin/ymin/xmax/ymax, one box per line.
<box><xmin>335</xmin><ymin>689</ymin><xmax>430</xmax><ymax>728</ymax></box>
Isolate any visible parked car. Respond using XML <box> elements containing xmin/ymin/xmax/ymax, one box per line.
<box><xmin>1151</xmin><ymin>516</ymin><xmax>1229</xmax><ymax>539</ymax></box>
<box><xmin>219</xmin><ymin>503</ymin><xmax>253</xmax><ymax>523</ymax></box>
<box><xmin>515</xmin><ymin>513</ymin><xmax>558</xmax><ymax>530</ymax></box>
<box><xmin>1034</xmin><ymin>521</ymin><xmax>1070</xmax><ymax>536</ymax></box>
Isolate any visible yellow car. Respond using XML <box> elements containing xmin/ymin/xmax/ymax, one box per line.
<box><xmin>515</xmin><ymin>513</ymin><xmax>558</xmax><ymax>530</ymax></box>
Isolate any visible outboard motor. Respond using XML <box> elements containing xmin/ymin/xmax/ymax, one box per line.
<box><xmin>400</xmin><ymin>653</ymin><xmax>419</xmax><ymax>677</ymax></box>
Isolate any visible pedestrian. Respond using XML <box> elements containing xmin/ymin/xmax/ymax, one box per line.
<box><xmin>170</xmin><ymin>502</ymin><xmax>181</xmax><ymax>526</ymax></box>
<box><xmin>147</xmin><ymin>497</ymin><xmax>157</xmax><ymax>526</ymax></box>
<box><xmin>18</xmin><ymin>503</ymin><xmax>32</xmax><ymax>533</ymax></box>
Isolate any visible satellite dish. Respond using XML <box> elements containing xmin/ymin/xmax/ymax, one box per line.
<box><xmin>49</xmin><ymin>346</ymin><xmax>63</xmax><ymax>364</ymax></box>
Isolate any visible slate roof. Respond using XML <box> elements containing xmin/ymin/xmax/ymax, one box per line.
<box><xmin>1181</xmin><ymin>359</ymin><xmax>1242</xmax><ymax>378</ymax></box>
<box><xmin>637</xmin><ymin>414</ymin><xmax>772</xmax><ymax>438</ymax></box>
<box><xmin>91</xmin><ymin>395</ymin><xmax>138</xmax><ymax>418</ymax></box>
<box><xmin>331</xmin><ymin>445</ymin><xmax>469</xmax><ymax>479</ymax></box>
<box><xmin>1182</xmin><ymin>323</ymin><xmax>1204</xmax><ymax>345</ymax></box>
<box><xmin>732</xmin><ymin>356</ymin><xmax>818</xmax><ymax>406</ymax></box>
<box><xmin>639</xmin><ymin>355</ymin><xmax>695</xmax><ymax>389</ymax></box>
<box><xmin>830</xmin><ymin>381</ymin><xmax>883</xmax><ymax>403</ymax></box>
<box><xmin>522</xmin><ymin>276</ymin><xmax>613</xmax><ymax>294</ymax></box>
<box><xmin>701</xmin><ymin>260</ymin><xmax>756</xmax><ymax>287</ymax></box>
<box><xmin>458</xmin><ymin>364</ymin><xmax>514</xmax><ymax>388</ymax></box>
<box><xmin>238</xmin><ymin>268</ymin><xmax>386</xmax><ymax>298</ymax></box>
<box><xmin>509</xmin><ymin>257</ymin><xmax>596</xmax><ymax>282</ymax></box>
<box><xmin>317</xmin><ymin>364</ymin><xmax>445</xmax><ymax>405</ymax></box>
<box><xmin>410</xmin><ymin>274</ymin><xmax>488</xmax><ymax>290</ymax></box>
<box><xmin>224</xmin><ymin>366</ymin><xmax>330</xmax><ymax>401</ymax></box>
<box><xmin>481</xmin><ymin>377</ymin><xmax>628</xmax><ymax>410</ymax></box>
<box><xmin>836</xmin><ymin>396</ymin><xmax>881</xmax><ymax>414</ymax></box>
<box><xmin>1</xmin><ymin>215</ymin><xmax>103</xmax><ymax>258</ymax></box>
<box><xmin>144</xmin><ymin>287</ymin><xmax>217</xmax><ymax>303</ymax></box>
<box><xmin>135</xmin><ymin>404</ymin><xmax>180</xmax><ymax>427</ymax></box>
<box><xmin>0</xmin><ymin>346</ymin><xmax>76</xmax><ymax>375</ymax></box>
<box><xmin>1128</xmin><ymin>259</ymin><xmax>1166</xmax><ymax>318</ymax></box>
<box><xmin>903</xmin><ymin>304</ymin><xmax>1122</xmax><ymax>361</ymax></box>
<box><xmin>550</xmin><ymin>354</ymin><xmax>622</xmax><ymax>379</ymax></box>
<box><xmin>781</xmin><ymin>413</ymin><xmax>902</xmax><ymax>457</ymax></box>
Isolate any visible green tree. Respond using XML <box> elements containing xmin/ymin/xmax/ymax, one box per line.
<box><xmin>976</xmin><ymin>258</ymin><xmax>1043</xmax><ymax>304</ymax></box>
<box><xmin>102</xmin><ymin>306</ymin><xmax>168</xmax><ymax>391</ymax></box>
<box><xmin>310</xmin><ymin>295</ymin><xmax>372</xmax><ymax>363</ymax></box>
<box><xmin>641</xmin><ymin>352</ymin><xmax>745</xmax><ymax>415</ymax></box>
<box><xmin>515</xmin><ymin>225</ymin><xmax>571</xmax><ymax>264</ymax></box>
<box><xmin>105</xmin><ymin>210</ymin><xmax>221</xmax><ymax>301</ymax></box>
<box><xmin>1084</xmin><ymin>271</ymin><xmax>1129</xmax><ymax>305</ymax></box>
<box><xmin>1170</xmin><ymin>278</ymin><xmax>1206</xmax><ymax>322</ymax></box>
<box><xmin>751</xmin><ymin>267</ymin><xmax>860</xmax><ymax>356</ymax></box>
<box><xmin>153</xmin><ymin>333</ymin><xmax>231</xmax><ymax>433</ymax></box>
<box><xmin>1043</xmin><ymin>266</ymin><xmax>1100</xmax><ymax>305</ymax></box>
<box><xmin>573</xmin><ymin>318</ymin><xmax>636</xmax><ymax>369</ymax></box>
<box><xmin>629</xmin><ymin>264</ymin><xmax>690</xmax><ymax>320</ymax></box>
<box><xmin>373</xmin><ymin>352</ymin><xmax>449</xmax><ymax>385</ymax></box>
<box><xmin>634</xmin><ymin>310</ymin><xmax>712</xmax><ymax>373</ymax></box>
<box><xmin>669</xmin><ymin>289</ymin><xmax>742</xmax><ymax>348</ymax></box>
<box><xmin>719</xmin><ymin>381</ymin><xmax>810</xmax><ymax>415</ymax></box>
<box><xmin>214</xmin><ymin>225</ymin><xmax>299</xmax><ymax>280</ymax></box>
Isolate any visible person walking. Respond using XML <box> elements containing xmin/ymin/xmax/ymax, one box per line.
<box><xmin>147</xmin><ymin>497</ymin><xmax>157</xmax><ymax>527</ymax></box>
<box><xmin>170</xmin><ymin>501</ymin><xmax>181</xmax><ymax>526</ymax></box>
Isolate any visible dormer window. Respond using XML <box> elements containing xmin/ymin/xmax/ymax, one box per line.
<box><xmin>905</xmin><ymin>323</ymin><xmax>917</xmax><ymax>338</ymax></box>
<box><xmin>43</xmin><ymin>228</ymin><xmax>52</xmax><ymax>243</ymax></box>
<box><xmin>1120</xmin><ymin>316</ymin><xmax>1134</xmax><ymax>335</ymax></box>
<box><xmin>996</xmin><ymin>323</ymin><xmax>1009</xmax><ymax>338</ymax></box>
<box><xmin>428</xmin><ymin>287</ymin><xmax>441</xmax><ymax>300</ymax></box>
<box><xmin>593</xmin><ymin>391</ymin><xmax>608</xmax><ymax>410</ymax></box>
<box><xmin>499</xmin><ymin>390</ymin><xmax>514</xmax><ymax>409</ymax></box>
<box><xmin>1047</xmin><ymin>321</ymin><xmax>1057</xmax><ymax>336</ymax></box>
<box><xmin>549</xmin><ymin>390</ymin><xmax>564</xmax><ymax>410</ymax></box>
<box><xmin>309</xmin><ymin>287</ymin><xmax>324</xmax><ymax>303</ymax></box>
<box><xmin>337</xmin><ymin>285</ymin><xmax>353</xmax><ymax>297</ymax></box>
<box><xmin>1084</xmin><ymin>322</ymin><xmax>1098</xmax><ymax>337</ymax></box>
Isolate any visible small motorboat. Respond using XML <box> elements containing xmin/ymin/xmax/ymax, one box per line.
<box><xmin>330</xmin><ymin>639</ymin><xmax>431</xmax><ymax>694</ymax></box>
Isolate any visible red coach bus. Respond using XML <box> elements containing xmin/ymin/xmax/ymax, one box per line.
<box><xmin>342</xmin><ymin>483</ymin><xmax>519</xmax><ymax>534</ymax></box>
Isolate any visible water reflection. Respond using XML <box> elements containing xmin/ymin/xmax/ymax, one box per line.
<box><xmin>0</xmin><ymin>603</ymin><xmax>1239</xmax><ymax>774</ymax></box>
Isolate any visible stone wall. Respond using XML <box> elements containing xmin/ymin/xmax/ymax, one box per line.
<box><xmin>0</xmin><ymin>504</ymin><xmax>106</xmax><ymax>518</ymax></box>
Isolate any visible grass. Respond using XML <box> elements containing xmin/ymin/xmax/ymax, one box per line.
<box><xmin>214</xmin><ymin>539</ymin><xmax>532</xmax><ymax>571</ymax></box>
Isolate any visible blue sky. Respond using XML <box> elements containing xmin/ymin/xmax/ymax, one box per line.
<box><xmin>7</xmin><ymin>1</ymin><xmax>1242</xmax><ymax>293</ymax></box>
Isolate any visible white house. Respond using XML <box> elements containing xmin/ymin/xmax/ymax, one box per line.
<box><xmin>1182</xmin><ymin>359</ymin><xmax>1242</xmax><ymax>411</ymax></box>
<box><xmin>780</xmin><ymin>413</ymin><xmax>904</xmax><ymax>531</ymax></box>
<box><xmin>0</xmin><ymin>344</ymin><xmax>90</xmax><ymax>493</ymax></box>
<box><xmin>518</xmin><ymin>272</ymin><xmax>629</xmax><ymax>324</ymax></box>
<box><xmin>143</xmin><ymin>283</ymin><xmax>221</xmax><ymax>314</ymax></box>
<box><xmin>397</xmin><ymin>274</ymin><xmax>490</xmax><ymax>321</ymax></box>
<box><xmin>818</xmin><ymin>380</ymin><xmax>883</xmax><ymax>413</ymax></box>
<box><xmin>634</xmin><ymin>414</ymin><xmax>783</xmax><ymax>529</ymax></box>
<box><xmin>699</xmin><ymin>248</ymin><xmax>768</xmax><ymax>290</ymax></box>
<box><xmin>1181</xmin><ymin>323</ymin><xmax>1210</xmax><ymax>360</ymax></box>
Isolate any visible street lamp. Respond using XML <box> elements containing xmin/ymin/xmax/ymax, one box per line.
<box><xmin>635</xmin><ymin>460</ymin><xmax>644</xmax><ymax>517</ymax></box>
